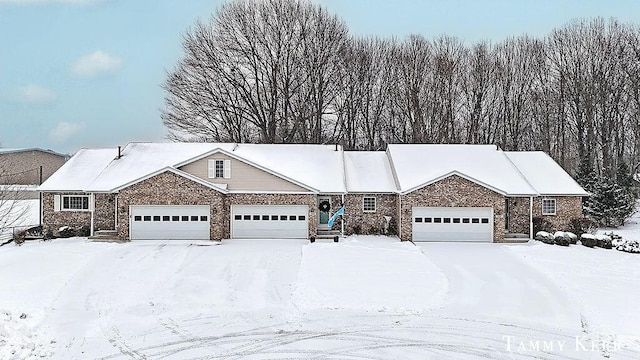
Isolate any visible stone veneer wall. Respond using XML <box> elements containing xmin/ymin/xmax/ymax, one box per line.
<box><xmin>42</xmin><ymin>192</ymin><xmax>90</xmax><ymax>234</ymax></box>
<box><xmin>344</xmin><ymin>194</ymin><xmax>397</xmax><ymax>235</ymax></box>
<box><xmin>507</xmin><ymin>197</ymin><xmax>530</xmax><ymax>234</ymax></box>
<box><xmin>399</xmin><ymin>175</ymin><xmax>505</xmax><ymax>242</ymax></box>
<box><xmin>117</xmin><ymin>172</ymin><xmax>226</xmax><ymax>240</ymax></box>
<box><xmin>533</xmin><ymin>196</ymin><xmax>583</xmax><ymax>231</ymax></box>
<box><xmin>229</xmin><ymin>193</ymin><xmax>317</xmax><ymax>238</ymax></box>
<box><xmin>94</xmin><ymin>193</ymin><xmax>116</xmax><ymax>231</ymax></box>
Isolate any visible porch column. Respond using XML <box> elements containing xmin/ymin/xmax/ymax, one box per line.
<box><xmin>341</xmin><ymin>194</ymin><xmax>345</xmax><ymax>236</ymax></box>
<box><xmin>529</xmin><ymin>196</ymin><xmax>533</xmax><ymax>239</ymax></box>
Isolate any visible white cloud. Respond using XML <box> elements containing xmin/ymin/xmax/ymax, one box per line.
<box><xmin>71</xmin><ymin>50</ymin><xmax>122</xmax><ymax>79</ymax></box>
<box><xmin>0</xmin><ymin>0</ymin><xmax>102</xmax><ymax>5</ymax></box>
<box><xmin>10</xmin><ymin>85</ymin><xmax>58</xmax><ymax>104</ymax></box>
<box><xmin>49</xmin><ymin>121</ymin><xmax>84</xmax><ymax>143</ymax></box>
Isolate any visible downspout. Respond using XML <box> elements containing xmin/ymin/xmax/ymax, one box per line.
<box><xmin>90</xmin><ymin>193</ymin><xmax>95</xmax><ymax>237</ymax></box>
<box><xmin>529</xmin><ymin>196</ymin><xmax>533</xmax><ymax>240</ymax></box>
<box><xmin>341</xmin><ymin>193</ymin><xmax>344</xmax><ymax>236</ymax></box>
<box><xmin>398</xmin><ymin>193</ymin><xmax>402</xmax><ymax>240</ymax></box>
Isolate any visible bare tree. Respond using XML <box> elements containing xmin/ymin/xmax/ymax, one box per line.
<box><xmin>162</xmin><ymin>0</ymin><xmax>348</xmax><ymax>144</ymax></box>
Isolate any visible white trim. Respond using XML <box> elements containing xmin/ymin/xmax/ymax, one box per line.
<box><xmin>529</xmin><ymin>196</ymin><xmax>533</xmax><ymax>239</ymax></box>
<box><xmin>173</xmin><ymin>148</ymin><xmax>319</xmax><ymax>193</ymax></box>
<box><xmin>227</xmin><ymin>190</ymin><xmax>316</xmax><ymax>195</ymax></box>
<box><xmin>53</xmin><ymin>194</ymin><xmax>61</xmax><ymax>212</ymax></box>
<box><xmin>541</xmin><ymin>198</ymin><xmax>557</xmax><ymax>215</ymax></box>
<box><xmin>362</xmin><ymin>196</ymin><xmax>376</xmax><ymax>212</ymax></box>
<box><xmin>401</xmin><ymin>171</ymin><xmax>512</xmax><ymax>196</ymax></box>
<box><xmin>60</xmin><ymin>194</ymin><xmax>91</xmax><ymax>212</ymax></box>
<box><xmin>223</xmin><ymin>159</ymin><xmax>231</xmax><ymax>179</ymax></box>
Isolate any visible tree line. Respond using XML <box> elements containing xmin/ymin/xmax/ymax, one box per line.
<box><xmin>162</xmin><ymin>0</ymin><xmax>640</xmax><ymax>180</ymax></box>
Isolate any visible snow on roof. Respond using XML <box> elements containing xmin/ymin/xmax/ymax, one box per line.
<box><xmin>0</xmin><ymin>148</ymin><xmax>67</xmax><ymax>157</ymax></box>
<box><xmin>386</xmin><ymin>144</ymin><xmax>537</xmax><ymax>195</ymax></box>
<box><xmin>504</xmin><ymin>152</ymin><xmax>588</xmax><ymax>196</ymax></box>
<box><xmin>344</xmin><ymin>152</ymin><xmax>397</xmax><ymax>192</ymax></box>
<box><xmin>229</xmin><ymin>144</ymin><xmax>346</xmax><ymax>193</ymax></box>
<box><xmin>42</xmin><ymin>142</ymin><xmax>346</xmax><ymax>193</ymax></box>
<box><xmin>38</xmin><ymin>149</ymin><xmax>117</xmax><ymax>191</ymax></box>
<box><xmin>85</xmin><ymin>143</ymin><xmax>233</xmax><ymax>192</ymax></box>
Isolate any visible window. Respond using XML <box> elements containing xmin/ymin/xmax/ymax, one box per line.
<box><xmin>234</xmin><ymin>215</ymin><xmax>242</xmax><ymax>220</ymax></box>
<box><xmin>143</xmin><ymin>216</ymin><xmax>151</xmax><ymax>221</ymax></box>
<box><xmin>280</xmin><ymin>215</ymin><xmax>287</xmax><ymax>220</ymax></box>
<box><xmin>201</xmin><ymin>216</ymin><xmax>208</xmax><ymax>221</ymax></box>
<box><xmin>542</xmin><ymin>199</ymin><xmax>556</xmax><ymax>215</ymax></box>
<box><xmin>253</xmin><ymin>215</ymin><xmax>260</xmax><ymax>220</ymax></box>
<box><xmin>472</xmin><ymin>218</ymin><xmax>479</xmax><ymax>223</ymax></box>
<box><xmin>162</xmin><ymin>216</ymin><xmax>170</xmax><ymax>221</ymax></box>
<box><xmin>298</xmin><ymin>215</ymin><xmax>306</xmax><ymax>221</ymax></box>
<box><xmin>271</xmin><ymin>215</ymin><xmax>278</xmax><ymax>220</ymax></box>
<box><xmin>191</xmin><ymin>216</ymin><xmax>199</xmax><ymax>221</ymax></box>
<box><xmin>363</xmin><ymin>197</ymin><xmax>376</xmax><ymax>212</ymax></box>
<box><xmin>172</xmin><ymin>216</ymin><xmax>180</xmax><ymax>221</ymax></box>
<box><xmin>434</xmin><ymin>218</ymin><xmax>442</xmax><ymax>223</ymax></box>
<box><xmin>262</xmin><ymin>215</ymin><xmax>270</xmax><ymax>220</ymax></box>
<box><xmin>243</xmin><ymin>215</ymin><xmax>251</xmax><ymax>220</ymax></box>
<box><xmin>153</xmin><ymin>216</ymin><xmax>161</xmax><ymax>221</ymax></box>
<box><xmin>182</xmin><ymin>216</ymin><xmax>189</xmax><ymax>221</ymax></box>
<box><xmin>462</xmin><ymin>218</ymin><xmax>470</xmax><ymax>224</ymax></box>
<box><xmin>62</xmin><ymin>195</ymin><xmax>89</xmax><ymax>211</ymax></box>
<box><xmin>415</xmin><ymin>217</ymin><xmax>422</xmax><ymax>223</ymax></box>
<box><xmin>443</xmin><ymin>218</ymin><xmax>451</xmax><ymax>223</ymax></box>
<box><xmin>208</xmin><ymin>159</ymin><xmax>231</xmax><ymax>179</ymax></box>
<box><xmin>289</xmin><ymin>215</ymin><xmax>296</xmax><ymax>220</ymax></box>
<box><xmin>424</xmin><ymin>217</ymin><xmax>432</xmax><ymax>223</ymax></box>
<box><xmin>453</xmin><ymin>218</ymin><xmax>460</xmax><ymax>223</ymax></box>
<box><xmin>481</xmin><ymin>218</ymin><xmax>489</xmax><ymax>224</ymax></box>
<box><xmin>134</xmin><ymin>216</ymin><xmax>142</xmax><ymax>221</ymax></box>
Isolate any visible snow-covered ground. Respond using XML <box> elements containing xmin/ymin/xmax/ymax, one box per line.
<box><xmin>1</xmin><ymin>235</ymin><xmax>638</xmax><ymax>359</ymax></box>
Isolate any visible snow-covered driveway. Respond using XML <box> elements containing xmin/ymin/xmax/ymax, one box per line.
<box><xmin>1</xmin><ymin>237</ymin><xmax>639</xmax><ymax>359</ymax></box>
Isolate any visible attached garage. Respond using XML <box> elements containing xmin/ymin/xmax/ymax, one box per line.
<box><xmin>231</xmin><ymin>205</ymin><xmax>308</xmax><ymax>239</ymax></box>
<box><xmin>412</xmin><ymin>207</ymin><xmax>493</xmax><ymax>242</ymax></box>
<box><xmin>130</xmin><ymin>205</ymin><xmax>210</xmax><ymax>240</ymax></box>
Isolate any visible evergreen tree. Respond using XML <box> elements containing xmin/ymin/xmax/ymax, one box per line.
<box><xmin>586</xmin><ymin>176</ymin><xmax>635</xmax><ymax>227</ymax></box>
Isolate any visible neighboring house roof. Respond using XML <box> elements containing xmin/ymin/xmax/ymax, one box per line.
<box><xmin>386</xmin><ymin>144</ymin><xmax>538</xmax><ymax>195</ymax></box>
<box><xmin>0</xmin><ymin>148</ymin><xmax>68</xmax><ymax>158</ymax></box>
<box><xmin>344</xmin><ymin>151</ymin><xmax>397</xmax><ymax>193</ymax></box>
<box><xmin>504</xmin><ymin>152</ymin><xmax>589</xmax><ymax>196</ymax></box>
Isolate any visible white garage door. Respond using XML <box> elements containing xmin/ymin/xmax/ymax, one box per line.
<box><xmin>130</xmin><ymin>205</ymin><xmax>210</xmax><ymax>240</ymax></box>
<box><xmin>232</xmin><ymin>205</ymin><xmax>308</xmax><ymax>239</ymax></box>
<box><xmin>412</xmin><ymin>207</ymin><xmax>493</xmax><ymax>242</ymax></box>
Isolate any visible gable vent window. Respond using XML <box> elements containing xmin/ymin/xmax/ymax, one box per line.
<box><xmin>363</xmin><ymin>197</ymin><xmax>376</xmax><ymax>212</ymax></box>
<box><xmin>542</xmin><ymin>199</ymin><xmax>557</xmax><ymax>215</ymax></box>
<box><xmin>208</xmin><ymin>159</ymin><xmax>231</xmax><ymax>179</ymax></box>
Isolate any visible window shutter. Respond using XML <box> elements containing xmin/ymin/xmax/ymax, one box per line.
<box><xmin>224</xmin><ymin>159</ymin><xmax>231</xmax><ymax>179</ymax></box>
<box><xmin>208</xmin><ymin>159</ymin><xmax>215</xmax><ymax>178</ymax></box>
<box><xmin>89</xmin><ymin>194</ymin><xmax>95</xmax><ymax>211</ymax></box>
<box><xmin>53</xmin><ymin>194</ymin><xmax>61</xmax><ymax>212</ymax></box>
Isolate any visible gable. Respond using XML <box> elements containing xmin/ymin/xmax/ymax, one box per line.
<box><xmin>404</xmin><ymin>172</ymin><xmax>507</xmax><ymax>196</ymax></box>
<box><xmin>179</xmin><ymin>153</ymin><xmax>309</xmax><ymax>192</ymax></box>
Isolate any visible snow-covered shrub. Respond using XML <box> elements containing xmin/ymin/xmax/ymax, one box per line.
<box><xmin>553</xmin><ymin>231</ymin><xmax>570</xmax><ymax>246</ymax></box>
<box><xmin>580</xmin><ymin>234</ymin><xmax>597</xmax><ymax>248</ymax></box>
<box><xmin>535</xmin><ymin>231</ymin><xmax>555</xmax><ymax>245</ymax></box>
<box><xmin>58</xmin><ymin>226</ymin><xmax>75</xmax><ymax>238</ymax></box>
<box><xmin>567</xmin><ymin>217</ymin><xmax>597</xmax><ymax>237</ymax></box>
<box><xmin>565</xmin><ymin>231</ymin><xmax>578</xmax><ymax>244</ymax></box>
<box><xmin>595</xmin><ymin>234</ymin><xmax>612</xmax><ymax>249</ymax></box>
<box><xmin>533</xmin><ymin>217</ymin><xmax>552</xmax><ymax>234</ymax></box>
<box><xmin>615</xmin><ymin>239</ymin><xmax>640</xmax><ymax>253</ymax></box>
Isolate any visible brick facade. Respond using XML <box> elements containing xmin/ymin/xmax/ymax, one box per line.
<box><xmin>344</xmin><ymin>194</ymin><xmax>397</xmax><ymax>235</ymax></box>
<box><xmin>42</xmin><ymin>192</ymin><xmax>90</xmax><ymax>235</ymax></box>
<box><xmin>533</xmin><ymin>196</ymin><xmax>582</xmax><ymax>232</ymax></box>
<box><xmin>117</xmin><ymin>172</ymin><xmax>226</xmax><ymax>240</ymax></box>
<box><xmin>506</xmin><ymin>197</ymin><xmax>530</xmax><ymax>234</ymax></box>
<box><xmin>399</xmin><ymin>175</ymin><xmax>506</xmax><ymax>242</ymax></box>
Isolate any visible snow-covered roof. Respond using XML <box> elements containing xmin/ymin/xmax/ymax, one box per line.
<box><xmin>0</xmin><ymin>148</ymin><xmax>67</xmax><ymax>158</ymax></box>
<box><xmin>39</xmin><ymin>142</ymin><xmax>585</xmax><ymax>197</ymax></box>
<box><xmin>386</xmin><ymin>144</ymin><xmax>537</xmax><ymax>195</ymax></box>
<box><xmin>40</xmin><ymin>143</ymin><xmax>346</xmax><ymax>194</ymax></box>
<box><xmin>504</xmin><ymin>152</ymin><xmax>588</xmax><ymax>196</ymax></box>
<box><xmin>344</xmin><ymin>152</ymin><xmax>397</xmax><ymax>192</ymax></box>
<box><xmin>228</xmin><ymin>144</ymin><xmax>346</xmax><ymax>193</ymax></box>
<box><xmin>38</xmin><ymin>149</ymin><xmax>117</xmax><ymax>192</ymax></box>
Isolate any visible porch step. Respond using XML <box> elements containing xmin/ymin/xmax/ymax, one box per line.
<box><xmin>505</xmin><ymin>233</ymin><xmax>530</xmax><ymax>238</ymax></box>
<box><xmin>88</xmin><ymin>230</ymin><xmax>122</xmax><ymax>242</ymax></box>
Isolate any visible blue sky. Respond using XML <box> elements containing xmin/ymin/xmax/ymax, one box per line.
<box><xmin>1</xmin><ymin>0</ymin><xmax>637</xmax><ymax>154</ymax></box>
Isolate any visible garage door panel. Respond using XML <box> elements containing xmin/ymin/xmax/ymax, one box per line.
<box><xmin>130</xmin><ymin>205</ymin><xmax>210</xmax><ymax>240</ymax></box>
<box><xmin>232</xmin><ymin>205</ymin><xmax>308</xmax><ymax>239</ymax></box>
<box><xmin>412</xmin><ymin>207</ymin><xmax>493</xmax><ymax>242</ymax></box>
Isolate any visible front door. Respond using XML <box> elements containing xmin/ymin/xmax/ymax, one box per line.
<box><xmin>318</xmin><ymin>197</ymin><xmax>331</xmax><ymax>229</ymax></box>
